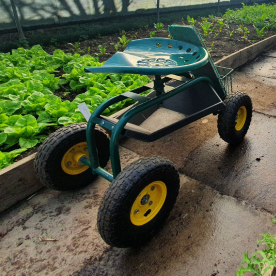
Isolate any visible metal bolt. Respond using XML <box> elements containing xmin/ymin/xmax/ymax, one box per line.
<box><xmin>70</xmin><ymin>149</ymin><xmax>74</xmax><ymax>153</ymax></box>
<box><xmin>67</xmin><ymin>162</ymin><xmax>72</xmax><ymax>166</ymax></box>
<box><xmin>149</xmin><ymin>201</ymin><xmax>153</xmax><ymax>206</ymax></box>
<box><xmin>141</xmin><ymin>194</ymin><xmax>150</xmax><ymax>205</ymax></box>
<box><xmin>151</xmin><ymin>186</ymin><xmax>155</xmax><ymax>191</ymax></box>
<box><xmin>134</xmin><ymin>209</ymin><xmax>139</xmax><ymax>214</ymax></box>
<box><xmin>78</xmin><ymin>156</ymin><xmax>87</xmax><ymax>165</ymax></box>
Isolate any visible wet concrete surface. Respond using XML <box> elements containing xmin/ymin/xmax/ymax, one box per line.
<box><xmin>181</xmin><ymin>112</ymin><xmax>276</xmax><ymax>213</ymax></box>
<box><xmin>73</xmin><ymin>178</ymin><xmax>275</xmax><ymax>276</ymax></box>
<box><xmin>241</xmin><ymin>50</ymin><xmax>276</xmax><ymax>88</ymax></box>
<box><xmin>232</xmin><ymin>70</ymin><xmax>276</xmax><ymax>114</ymax></box>
<box><xmin>2</xmin><ymin>172</ymin><xmax>275</xmax><ymax>276</ymax></box>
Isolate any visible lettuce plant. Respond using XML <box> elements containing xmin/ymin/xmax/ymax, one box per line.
<box><xmin>0</xmin><ymin>44</ymin><xmax>150</xmax><ymax>170</ymax></box>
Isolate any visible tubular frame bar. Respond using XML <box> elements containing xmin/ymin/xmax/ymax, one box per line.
<box><xmin>86</xmin><ymin>76</ymin><xmax>215</xmax><ymax>181</ymax></box>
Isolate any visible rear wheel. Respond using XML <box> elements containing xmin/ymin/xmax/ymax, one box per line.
<box><xmin>97</xmin><ymin>156</ymin><xmax>180</xmax><ymax>248</ymax></box>
<box><xmin>34</xmin><ymin>123</ymin><xmax>110</xmax><ymax>190</ymax></box>
<box><xmin>218</xmin><ymin>92</ymin><xmax>252</xmax><ymax>144</ymax></box>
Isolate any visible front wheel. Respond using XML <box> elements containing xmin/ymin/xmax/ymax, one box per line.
<box><xmin>97</xmin><ymin>156</ymin><xmax>180</xmax><ymax>248</ymax></box>
<box><xmin>218</xmin><ymin>92</ymin><xmax>252</xmax><ymax>144</ymax></box>
<box><xmin>34</xmin><ymin>123</ymin><xmax>110</xmax><ymax>191</ymax></box>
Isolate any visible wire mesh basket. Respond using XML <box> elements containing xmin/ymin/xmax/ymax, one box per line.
<box><xmin>216</xmin><ymin>66</ymin><xmax>233</xmax><ymax>95</ymax></box>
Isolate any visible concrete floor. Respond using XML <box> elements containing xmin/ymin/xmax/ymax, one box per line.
<box><xmin>2</xmin><ymin>50</ymin><xmax>276</xmax><ymax>276</ymax></box>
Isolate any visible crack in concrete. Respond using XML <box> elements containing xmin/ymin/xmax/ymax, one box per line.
<box><xmin>249</xmin><ymin>74</ymin><xmax>276</xmax><ymax>80</ymax></box>
<box><xmin>263</xmin><ymin>54</ymin><xmax>276</xmax><ymax>58</ymax></box>
<box><xmin>0</xmin><ymin>210</ymin><xmax>35</xmax><ymax>241</ymax></box>
<box><xmin>253</xmin><ymin>110</ymin><xmax>276</xmax><ymax>118</ymax></box>
<box><xmin>261</xmin><ymin>75</ymin><xmax>276</xmax><ymax>80</ymax></box>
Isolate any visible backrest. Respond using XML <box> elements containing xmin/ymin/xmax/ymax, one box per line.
<box><xmin>169</xmin><ymin>25</ymin><xmax>227</xmax><ymax>100</ymax></box>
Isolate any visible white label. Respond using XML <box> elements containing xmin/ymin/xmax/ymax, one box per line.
<box><xmin>78</xmin><ymin>103</ymin><xmax>91</xmax><ymax>122</ymax></box>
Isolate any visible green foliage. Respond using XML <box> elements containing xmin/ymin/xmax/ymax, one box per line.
<box><xmin>254</xmin><ymin>25</ymin><xmax>268</xmax><ymax>38</ymax></box>
<box><xmin>236</xmin><ymin>25</ymin><xmax>250</xmax><ymax>41</ymax></box>
<box><xmin>237</xmin><ymin>25</ymin><xmax>244</xmax><ymax>35</ymax></box>
<box><xmin>50</xmin><ymin>38</ymin><xmax>58</xmax><ymax>47</ymax></box>
<box><xmin>208</xmin><ymin>15</ymin><xmax>217</xmax><ymax>24</ymax></box>
<box><xmin>0</xmin><ymin>148</ymin><xmax>27</xmax><ymax>170</ymax></box>
<box><xmin>187</xmin><ymin>15</ymin><xmax>196</xmax><ymax>26</ymax></box>
<box><xmin>68</xmin><ymin>42</ymin><xmax>81</xmax><ymax>53</ymax></box>
<box><xmin>0</xmin><ymin>44</ymin><xmax>150</xmax><ymax>169</ymax></box>
<box><xmin>217</xmin><ymin>19</ymin><xmax>225</xmax><ymax>32</ymax></box>
<box><xmin>242</xmin><ymin>27</ymin><xmax>250</xmax><ymax>41</ymax></box>
<box><xmin>98</xmin><ymin>45</ymin><xmax>107</xmax><ymax>56</ymax></box>
<box><xmin>207</xmin><ymin>42</ymin><xmax>215</xmax><ymax>53</ymax></box>
<box><xmin>112</xmin><ymin>42</ymin><xmax>121</xmax><ymax>52</ymax></box>
<box><xmin>79</xmin><ymin>34</ymin><xmax>89</xmax><ymax>41</ymax></box>
<box><xmin>154</xmin><ymin>22</ymin><xmax>163</xmax><ymax>31</ymax></box>
<box><xmin>224</xmin><ymin>3</ymin><xmax>276</xmax><ymax>30</ymax></box>
<box><xmin>200</xmin><ymin>21</ymin><xmax>213</xmax><ymax>36</ymax></box>
<box><xmin>118</xmin><ymin>35</ymin><xmax>132</xmax><ymax>48</ymax></box>
<box><xmin>236</xmin><ymin>26</ymin><xmax>249</xmax><ymax>41</ymax></box>
<box><xmin>225</xmin><ymin>30</ymin><xmax>235</xmax><ymax>39</ymax></box>
<box><xmin>2</xmin><ymin>114</ymin><xmax>54</xmax><ymax>150</ymax></box>
<box><xmin>236</xmin><ymin>233</ymin><xmax>276</xmax><ymax>276</ymax></box>
<box><xmin>150</xmin><ymin>31</ymin><xmax>156</xmax><ymax>38</ymax></box>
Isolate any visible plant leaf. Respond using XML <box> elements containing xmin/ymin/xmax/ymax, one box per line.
<box><xmin>19</xmin><ymin>137</ymin><xmax>38</xmax><ymax>149</ymax></box>
<box><xmin>0</xmin><ymin>133</ymin><xmax>7</xmax><ymax>146</ymax></box>
<box><xmin>58</xmin><ymin>116</ymin><xmax>73</xmax><ymax>125</ymax></box>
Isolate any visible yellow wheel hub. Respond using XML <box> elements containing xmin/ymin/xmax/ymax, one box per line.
<box><xmin>235</xmin><ymin>106</ymin><xmax>247</xmax><ymax>131</ymax></box>
<box><xmin>130</xmin><ymin>181</ymin><xmax>167</xmax><ymax>226</ymax></box>
<box><xmin>61</xmin><ymin>142</ymin><xmax>89</xmax><ymax>175</ymax></box>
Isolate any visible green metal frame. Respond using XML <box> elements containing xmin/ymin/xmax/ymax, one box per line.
<box><xmin>82</xmin><ymin>25</ymin><xmax>233</xmax><ymax>182</ymax></box>
<box><xmin>82</xmin><ymin>76</ymin><xmax>217</xmax><ymax>181</ymax></box>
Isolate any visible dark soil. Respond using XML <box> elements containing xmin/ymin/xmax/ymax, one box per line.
<box><xmin>43</xmin><ymin>20</ymin><xmax>273</xmax><ymax>64</ymax></box>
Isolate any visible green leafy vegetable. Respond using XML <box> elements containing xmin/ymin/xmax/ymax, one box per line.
<box><xmin>0</xmin><ymin>45</ymin><xmax>150</xmax><ymax>170</ymax></box>
<box><xmin>0</xmin><ymin>133</ymin><xmax>7</xmax><ymax>146</ymax></box>
<box><xmin>0</xmin><ymin>148</ymin><xmax>27</xmax><ymax>170</ymax></box>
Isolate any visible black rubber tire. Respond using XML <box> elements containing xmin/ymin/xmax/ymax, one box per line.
<box><xmin>97</xmin><ymin>156</ymin><xmax>180</xmax><ymax>248</ymax></box>
<box><xmin>218</xmin><ymin>92</ymin><xmax>252</xmax><ymax>144</ymax></box>
<box><xmin>34</xmin><ymin>123</ymin><xmax>110</xmax><ymax>191</ymax></box>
